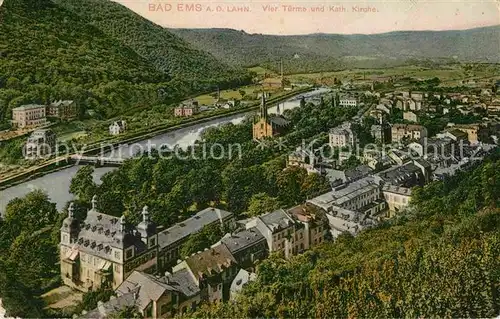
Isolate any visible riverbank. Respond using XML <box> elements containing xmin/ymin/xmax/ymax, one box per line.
<box><xmin>0</xmin><ymin>87</ymin><xmax>314</xmax><ymax>190</ymax></box>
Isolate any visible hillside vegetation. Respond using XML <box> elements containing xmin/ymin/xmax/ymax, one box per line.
<box><xmin>53</xmin><ymin>0</ymin><xmax>250</xmax><ymax>85</ymax></box>
<box><xmin>188</xmin><ymin>151</ymin><xmax>500</xmax><ymax>318</ymax></box>
<box><xmin>171</xmin><ymin>26</ymin><xmax>500</xmax><ymax>73</ymax></box>
<box><xmin>0</xmin><ymin>0</ymin><xmax>250</xmax><ymax>125</ymax></box>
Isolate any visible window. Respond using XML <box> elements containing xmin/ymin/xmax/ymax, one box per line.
<box><xmin>171</xmin><ymin>294</ymin><xmax>178</xmax><ymax>305</ymax></box>
<box><xmin>126</xmin><ymin>248</ymin><xmax>133</xmax><ymax>259</ymax></box>
<box><xmin>114</xmin><ymin>251</ymin><xmax>120</xmax><ymax>259</ymax></box>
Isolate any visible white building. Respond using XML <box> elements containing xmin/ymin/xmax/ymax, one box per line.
<box><xmin>109</xmin><ymin>120</ymin><xmax>127</xmax><ymax>135</ymax></box>
<box><xmin>339</xmin><ymin>97</ymin><xmax>358</xmax><ymax>107</ymax></box>
<box><xmin>329</xmin><ymin>122</ymin><xmax>357</xmax><ymax>148</ymax></box>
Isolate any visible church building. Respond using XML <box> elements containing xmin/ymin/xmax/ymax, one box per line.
<box><xmin>252</xmin><ymin>95</ymin><xmax>290</xmax><ymax>140</ymax></box>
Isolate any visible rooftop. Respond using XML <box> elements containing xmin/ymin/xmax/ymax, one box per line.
<box><xmin>259</xmin><ymin>209</ymin><xmax>295</xmax><ymax>232</ymax></box>
<box><xmin>184</xmin><ymin>244</ymin><xmax>236</xmax><ymax>279</ymax></box>
<box><xmin>158</xmin><ymin>207</ymin><xmax>233</xmax><ymax>249</ymax></box>
<box><xmin>80</xmin><ymin>291</ymin><xmax>137</xmax><ymax>319</ymax></box>
<box><xmin>308</xmin><ymin>177</ymin><xmax>379</xmax><ymax>210</ymax></box>
<box><xmin>116</xmin><ymin>271</ymin><xmax>176</xmax><ymax>311</ymax></box>
<box><xmin>221</xmin><ymin>227</ymin><xmax>265</xmax><ymax>255</ymax></box>
<box><xmin>382</xmin><ymin>184</ymin><xmax>412</xmax><ymax>196</ymax></box>
<box><xmin>12</xmin><ymin>104</ymin><xmax>45</xmax><ymax>111</ymax></box>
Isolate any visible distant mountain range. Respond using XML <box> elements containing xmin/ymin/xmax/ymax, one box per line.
<box><xmin>170</xmin><ymin>26</ymin><xmax>500</xmax><ymax>73</ymax></box>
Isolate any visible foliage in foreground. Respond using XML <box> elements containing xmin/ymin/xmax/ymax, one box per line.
<box><xmin>186</xmin><ymin>154</ymin><xmax>500</xmax><ymax>318</ymax></box>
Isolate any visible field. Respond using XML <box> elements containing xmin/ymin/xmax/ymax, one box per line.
<box><xmin>193</xmin><ymin>85</ymin><xmax>265</xmax><ymax>105</ymax></box>
<box><xmin>248</xmin><ymin>66</ymin><xmax>276</xmax><ymax>76</ymax></box>
<box><xmin>288</xmin><ymin>64</ymin><xmax>500</xmax><ymax>87</ymax></box>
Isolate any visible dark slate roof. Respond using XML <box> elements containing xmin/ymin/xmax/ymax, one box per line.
<box><xmin>259</xmin><ymin>209</ymin><xmax>295</xmax><ymax>232</ymax></box>
<box><xmin>50</xmin><ymin>100</ymin><xmax>74</xmax><ymax>107</ymax></box>
<box><xmin>162</xmin><ymin>268</ymin><xmax>200</xmax><ymax>298</ymax></box>
<box><xmin>158</xmin><ymin>208</ymin><xmax>233</xmax><ymax>249</ymax></box>
<box><xmin>221</xmin><ymin>227</ymin><xmax>265</xmax><ymax>255</ymax></box>
<box><xmin>116</xmin><ymin>271</ymin><xmax>176</xmax><ymax>311</ymax></box>
<box><xmin>80</xmin><ymin>291</ymin><xmax>137</xmax><ymax>319</ymax></box>
<box><xmin>376</xmin><ymin>162</ymin><xmax>422</xmax><ymax>185</ymax></box>
<box><xmin>269</xmin><ymin>116</ymin><xmax>290</xmax><ymax>127</ymax></box>
<box><xmin>75</xmin><ymin>209</ymin><xmax>148</xmax><ymax>259</ymax></box>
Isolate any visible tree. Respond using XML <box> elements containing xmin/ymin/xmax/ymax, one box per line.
<box><xmin>179</xmin><ymin>224</ymin><xmax>226</xmax><ymax>258</ymax></box>
<box><xmin>74</xmin><ymin>286</ymin><xmax>115</xmax><ymax>314</ymax></box>
<box><xmin>4</xmin><ymin>190</ymin><xmax>58</xmax><ymax>236</ymax></box>
<box><xmin>70</xmin><ymin>165</ymin><xmax>97</xmax><ymax>203</ymax></box>
<box><xmin>301</xmin><ymin>173</ymin><xmax>330</xmax><ymax>199</ymax></box>
<box><xmin>247</xmin><ymin>193</ymin><xmax>280</xmax><ymax>217</ymax></box>
<box><xmin>340</xmin><ymin>155</ymin><xmax>361</xmax><ymax>170</ymax></box>
<box><xmin>276</xmin><ymin>166</ymin><xmax>308</xmax><ymax>206</ymax></box>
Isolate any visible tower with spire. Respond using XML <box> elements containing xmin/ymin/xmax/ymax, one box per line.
<box><xmin>260</xmin><ymin>93</ymin><xmax>268</xmax><ymax>120</ymax></box>
<box><xmin>253</xmin><ymin>90</ymin><xmax>290</xmax><ymax>140</ymax></box>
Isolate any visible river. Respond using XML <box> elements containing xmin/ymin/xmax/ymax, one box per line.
<box><xmin>0</xmin><ymin>88</ymin><xmax>331</xmax><ymax>214</ymax></box>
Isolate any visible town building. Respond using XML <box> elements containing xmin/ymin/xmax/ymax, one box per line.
<box><xmin>60</xmin><ymin>199</ymin><xmax>159</xmax><ymax>292</ymax></box>
<box><xmin>261</xmin><ymin>78</ymin><xmax>283</xmax><ymax>90</ymax></box>
<box><xmin>230</xmin><ymin>269</ymin><xmax>256</xmax><ymax>301</ymax></box>
<box><xmin>307</xmin><ymin>177</ymin><xmax>385</xmax><ymax>217</ymax></box>
<box><xmin>47</xmin><ymin>100</ymin><xmax>77</xmax><ymax>119</ymax></box>
<box><xmin>382</xmin><ymin>184</ymin><xmax>412</xmax><ymax>217</ymax></box>
<box><xmin>403</xmin><ymin>111</ymin><xmax>419</xmax><ymax>123</ymax></box>
<box><xmin>339</xmin><ymin>97</ymin><xmax>358</xmax><ymax>107</ymax></box>
<box><xmin>157</xmin><ymin>208</ymin><xmax>235</xmax><ymax>269</ymax></box>
<box><xmin>109</xmin><ymin>120</ymin><xmax>127</xmax><ymax>135</ymax></box>
<box><xmin>11</xmin><ymin>104</ymin><xmax>47</xmax><ymax>128</ymax></box>
<box><xmin>324</xmin><ymin>165</ymin><xmax>373</xmax><ymax>186</ymax></box>
<box><xmin>287</xmin><ymin>204</ymin><xmax>328</xmax><ymax>249</ymax></box>
<box><xmin>245</xmin><ymin>209</ymin><xmax>306</xmax><ymax>258</ymax></box>
<box><xmin>174</xmin><ymin>101</ymin><xmax>199</xmax><ymax>117</ymax></box>
<box><xmin>287</xmin><ymin>147</ymin><xmax>319</xmax><ymax>173</ymax></box>
<box><xmin>117</xmin><ymin>270</ymin><xmax>199</xmax><ymax>318</ymax></box>
<box><xmin>252</xmin><ymin>95</ymin><xmax>290</xmax><ymax>140</ymax></box>
<box><xmin>218</xmin><ymin>227</ymin><xmax>268</xmax><ymax>271</ymax></box>
<box><xmin>436</xmin><ymin>129</ymin><xmax>469</xmax><ymax>142</ymax></box>
<box><xmin>391</xmin><ymin>124</ymin><xmax>427</xmax><ymax>143</ymax></box>
<box><xmin>24</xmin><ymin>129</ymin><xmax>56</xmax><ymax>159</ymax></box>
<box><xmin>449</xmin><ymin>123</ymin><xmax>487</xmax><ymax>145</ymax></box>
<box><xmin>172</xmin><ymin>244</ymin><xmax>239</xmax><ymax>303</ymax></box>
<box><xmin>329</xmin><ymin>122</ymin><xmax>357</xmax><ymax>148</ymax></box>
<box><xmin>82</xmin><ymin>268</ymin><xmax>202</xmax><ymax>318</ymax></box>
<box><xmin>375</xmin><ymin>160</ymin><xmax>430</xmax><ymax>188</ymax></box>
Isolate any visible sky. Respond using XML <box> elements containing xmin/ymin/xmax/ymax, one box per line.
<box><xmin>113</xmin><ymin>0</ymin><xmax>500</xmax><ymax>35</ymax></box>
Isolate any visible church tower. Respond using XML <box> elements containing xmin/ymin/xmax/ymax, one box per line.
<box><xmin>259</xmin><ymin>93</ymin><xmax>268</xmax><ymax>120</ymax></box>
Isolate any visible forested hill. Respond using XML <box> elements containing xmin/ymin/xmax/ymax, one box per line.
<box><xmin>0</xmin><ymin>0</ymin><xmax>250</xmax><ymax>123</ymax></box>
<box><xmin>52</xmin><ymin>0</ymin><xmax>249</xmax><ymax>84</ymax></box>
<box><xmin>170</xmin><ymin>26</ymin><xmax>500</xmax><ymax>73</ymax></box>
